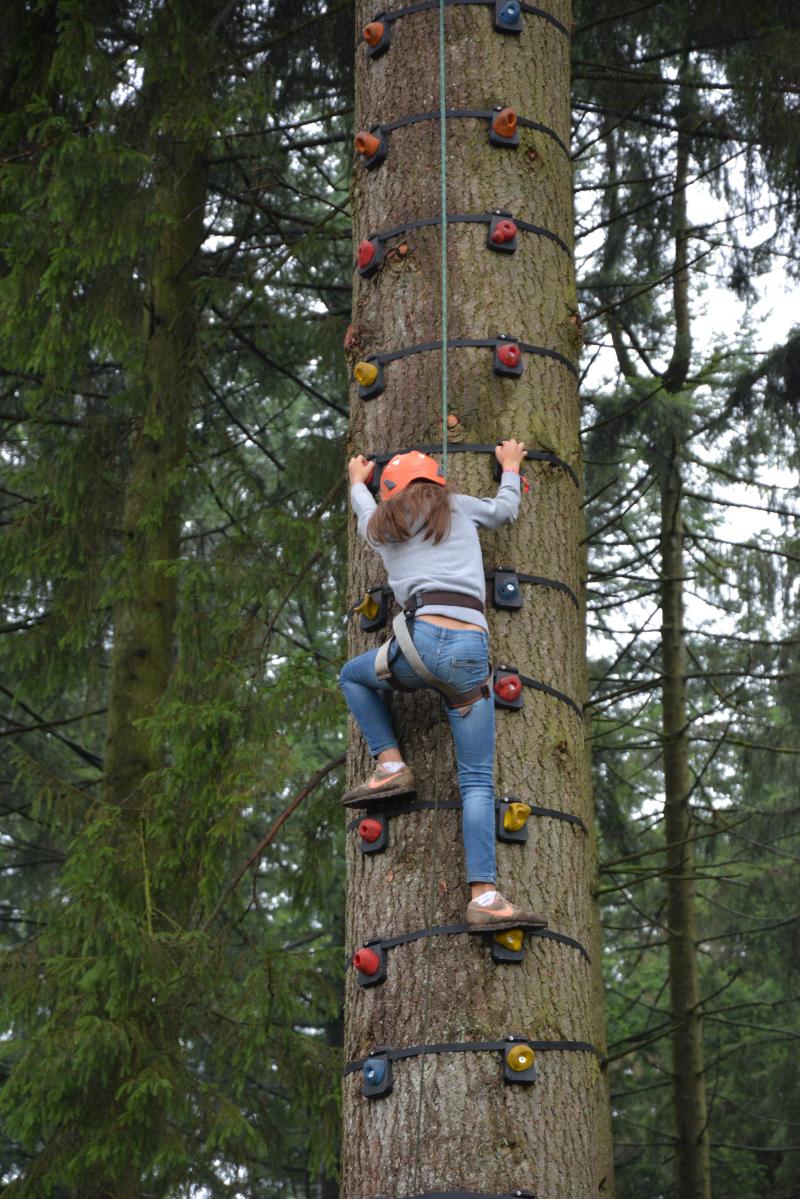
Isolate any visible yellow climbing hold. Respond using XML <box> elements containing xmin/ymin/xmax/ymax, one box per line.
<box><xmin>506</xmin><ymin>1043</ymin><xmax>535</xmax><ymax>1072</ymax></box>
<box><xmin>494</xmin><ymin>928</ymin><xmax>524</xmax><ymax>952</ymax></box>
<box><xmin>503</xmin><ymin>802</ymin><xmax>532</xmax><ymax>832</ymax></box>
<box><xmin>355</xmin><ymin>361</ymin><xmax>378</xmax><ymax>387</ymax></box>
<box><xmin>354</xmin><ymin>592</ymin><xmax>380</xmax><ymax>621</ymax></box>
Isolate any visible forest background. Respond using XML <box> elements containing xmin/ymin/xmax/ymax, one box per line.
<box><xmin>0</xmin><ymin>1</ymin><xmax>798</xmax><ymax>1197</ymax></box>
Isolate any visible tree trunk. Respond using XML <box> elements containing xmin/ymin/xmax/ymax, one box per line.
<box><xmin>90</xmin><ymin>23</ymin><xmax>208</xmax><ymax>1199</ymax></box>
<box><xmin>102</xmin><ymin>140</ymin><xmax>207</xmax><ymax>810</ymax></box>
<box><xmin>659</xmin><ymin>74</ymin><xmax>711</xmax><ymax>1199</ymax></box>
<box><xmin>659</xmin><ymin>444</ymin><xmax>712</xmax><ymax>1199</ymax></box>
<box><xmin>344</xmin><ymin>4</ymin><xmax>612</xmax><ymax>1196</ymax></box>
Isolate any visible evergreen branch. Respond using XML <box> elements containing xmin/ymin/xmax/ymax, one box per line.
<box><xmin>200</xmin><ymin>370</ymin><xmax>285</xmax><ymax>471</ymax></box>
<box><xmin>0</xmin><ymin>708</ymin><xmax>106</xmax><ymax>738</ymax></box>
<box><xmin>242</xmin><ymin>0</ymin><xmax>354</xmax><ymax>56</ymax></box>
<box><xmin>601</xmin><ymin>814</ymin><xmax>751</xmax><ymax>870</ymax></box>
<box><xmin>583</xmin><ymin>246</ymin><xmax>717</xmax><ymax>323</ymax></box>
<box><xmin>574</xmin><ymin>0</ymin><xmax>665</xmax><ymax>35</ymax></box>
<box><xmin>575</xmin><ymin>150</ymin><xmax>745</xmax><ymax>241</ymax></box>
<box><xmin>213</xmin><ymin>309</ymin><xmax>348</xmax><ymax>418</ymax></box>
<box><xmin>683</xmin><ymin>490</ymin><xmax>799</xmax><ymax>519</ymax></box>
<box><xmin>0</xmin><ymin>686</ymin><xmax>102</xmax><ymax>769</ymax></box>
<box><xmin>200</xmin><ymin>753</ymin><xmax>346</xmax><ymax>931</ymax></box>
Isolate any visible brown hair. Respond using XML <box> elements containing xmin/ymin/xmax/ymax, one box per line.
<box><xmin>367</xmin><ymin>480</ymin><xmax>454</xmax><ymax>545</ymax></box>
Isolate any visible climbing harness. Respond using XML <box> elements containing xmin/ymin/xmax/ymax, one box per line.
<box><xmin>374</xmin><ymin>592</ymin><xmax>492</xmax><ymax>716</ymax></box>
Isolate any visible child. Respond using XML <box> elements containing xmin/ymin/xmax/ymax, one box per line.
<box><xmin>339</xmin><ymin>442</ymin><xmax>547</xmax><ymax>931</ymax></box>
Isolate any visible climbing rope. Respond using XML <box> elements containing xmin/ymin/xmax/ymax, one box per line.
<box><xmin>412</xmin><ymin>9</ymin><xmax>450</xmax><ymax>1179</ymax></box>
<box><xmin>438</xmin><ymin>0</ymin><xmax>449</xmax><ymax>474</ymax></box>
<box><xmin>411</xmin><ymin>9</ymin><xmax>449</xmax><ymax>1188</ymax></box>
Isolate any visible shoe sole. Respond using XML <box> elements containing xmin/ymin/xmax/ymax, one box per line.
<box><xmin>465</xmin><ymin>916</ymin><xmax>549</xmax><ymax>933</ymax></box>
<box><xmin>340</xmin><ymin>783</ymin><xmax>417</xmax><ymax>809</ymax></box>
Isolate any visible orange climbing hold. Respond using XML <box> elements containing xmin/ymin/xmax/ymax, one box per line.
<box><xmin>492</xmin><ymin>107</ymin><xmax>518</xmax><ymax>140</ymax></box>
<box><xmin>363</xmin><ymin>21</ymin><xmax>385</xmax><ymax>46</ymax></box>
<box><xmin>356</xmin><ymin>131</ymin><xmax>382</xmax><ymax>158</ymax></box>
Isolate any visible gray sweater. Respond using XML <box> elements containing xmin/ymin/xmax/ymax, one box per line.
<box><xmin>350</xmin><ymin>470</ymin><xmax>522</xmax><ymax>633</ymax></box>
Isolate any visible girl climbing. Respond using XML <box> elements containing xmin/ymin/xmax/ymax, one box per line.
<box><xmin>339</xmin><ymin>442</ymin><xmax>547</xmax><ymax>931</ymax></box>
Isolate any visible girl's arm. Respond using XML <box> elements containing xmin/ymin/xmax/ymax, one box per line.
<box><xmin>457</xmin><ymin>439</ymin><xmax>526</xmax><ymax>529</ymax></box>
<box><xmin>348</xmin><ymin>454</ymin><xmax>377</xmax><ymax>541</ymax></box>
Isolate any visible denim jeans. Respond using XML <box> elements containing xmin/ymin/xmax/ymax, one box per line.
<box><xmin>338</xmin><ymin>619</ymin><xmax>496</xmax><ymax>883</ymax></box>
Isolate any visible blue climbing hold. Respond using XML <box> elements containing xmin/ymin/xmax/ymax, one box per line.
<box><xmin>494</xmin><ymin>0</ymin><xmax>523</xmax><ymax>33</ymax></box>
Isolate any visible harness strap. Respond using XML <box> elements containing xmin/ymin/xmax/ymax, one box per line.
<box><xmin>376</xmin><ymin>612</ymin><xmax>491</xmax><ymax>715</ymax></box>
<box><xmin>405</xmin><ymin>589</ymin><xmax>484</xmax><ymax>614</ymax></box>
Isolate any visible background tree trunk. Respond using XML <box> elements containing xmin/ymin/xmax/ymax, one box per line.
<box><xmin>659</xmin><ymin>81</ymin><xmax>712</xmax><ymax>1199</ymax></box>
<box><xmin>102</xmin><ymin>141</ymin><xmax>207</xmax><ymax>810</ymax></box>
<box><xmin>343</xmin><ymin>4</ymin><xmax>613</xmax><ymax>1196</ymax></box>
<box><xmin>659</xmin><ymin>445</ymin><xmax>712</xmax><ymax>1199</ymax></box>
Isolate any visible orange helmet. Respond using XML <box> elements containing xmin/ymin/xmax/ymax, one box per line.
<box><xmin>379</xmin><ymin>451</ymin><xmax>446</xmax><ymax>501</ymax></box>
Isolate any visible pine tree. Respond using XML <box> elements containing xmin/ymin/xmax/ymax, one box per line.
<box><xmin>342</xmin><ymin>2</ymin><xmax>612</xmax><ymax>1195</ymax></box>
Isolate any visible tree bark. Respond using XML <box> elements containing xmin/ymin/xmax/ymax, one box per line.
<box><xmin>344</xmin><ymin>4</ymin><xmax>613</xmax><ymax>1196</ymax></box>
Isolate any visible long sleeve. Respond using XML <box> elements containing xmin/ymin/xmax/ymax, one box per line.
<box><xmin>455</xmin><ymin>470</ymin><xmax>522</xmax><ymax>529</ymax></box>
<box><xmin>350</xmin><ymin>482</ymin><xmax>378</xmax><ymax>543</ymax></box>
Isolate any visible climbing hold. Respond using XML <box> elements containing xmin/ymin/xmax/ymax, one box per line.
<box><xmin>354</xmin><ymin>361</ymin><xmax>378</xmax><ymax>386</ymax></box>
<box><xmin>362</xmin><ymin>1052</ymin><xmax>393</xmax><ymax>1097</ymax></box>
<box><xmin>489</xmin><ymin>107</ymin><xmax>519</xmax><ymax>148</ymax></box>
<box><xmin>357</xmin><ymin>238</ymin><xmax>384</xmax><ymax>278</ymax></box>
<box><xmin>363</xmin><ymin>19</ymin><xmax>391</xmax><ymax>57</ymax></box>
<box><xmin>492</xmin><ymin>569</ymin><xmax>523</xmax><ymax>610</ymax></box>
<box><xmin>356</xmin><ymin>129</ymin><xmax>388</xmax><ymax>169</ymax></box>
<box><xmin>353</xmin><ymin>944</ymin><xmax>388</xmax><ymax>986</ymax></box>
<box><xmin>504</xmin><ymin>802</ymin><xmax>532</xmax><ymax>833</ymax></box>
<box><xmin>353</xmin><ymin>361</ymin><xmax>385</xmax><ymax>400</ymax></box>
<box><xmin>494</xmin><ymin>0</ymin><xmax>524</xmax><ymax>33</ymax></box>
<box><xmin>353</xmin><ymin>592</ymin><xmax>380</xmax><ymax>621</ymax></box>
<box><xmin>355</xmin><ymin>587</ymin><xmax>389</xmax><ymax>632</ymax></box>
<box><xmin>487</xmin><ymin>212</ymin><xmax>518</xmax><ymax>253</ymax></box>
<box><xmin>496</xmin><ymin>796</ymin><xmax>531</xmax><ymax>842</ymax></box>
<box><xmin>353</xmin><ymin>947</ymin><xmax>381</xmax><ymax>974</ymax></box>
<box><xmin>357</xmin><ymin>814</ymin><xmax>388</xmax><ymax>854</ymax></box>
<box><xmin>491</xmin><ymin>926</ymin><xmax>526</xmax><ymax>963</ymax></box>
<box><xmin>504</xmin><ymin>1039</ymin><xmax>538</xmax><ymax>1083</ymax></box>
<box><xmin>494</xmin><ymin>666</ymin><xmax>524</xmax><ymax>710</ymax></box>
<box><xmin>497</xmin><ymin>929</ymin><xmax>524</xmax><ymax>952</ymax></box>
<box><xmin>493</xmin><ymin>336</ymin><xmax>523</xmax><ymax>378</ymax></box>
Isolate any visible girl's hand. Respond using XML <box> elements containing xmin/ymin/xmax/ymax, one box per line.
<box><xmin>495</xmin><ymin>439</ymin><xmax>527</xmax><ymax>473</ymax></box>
<box><xmin>348</xmin><ymin>455</ymin><xmax>375</xmax><ymax>485</ymax></box>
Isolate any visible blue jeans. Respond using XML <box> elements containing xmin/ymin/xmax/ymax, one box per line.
<box><xmin>338</xmin><ymin>620</ymin><xmax>496</xmax><ymax>884</ymax></box>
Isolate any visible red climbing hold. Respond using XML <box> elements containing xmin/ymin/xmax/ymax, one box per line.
<box><xmin>496</xmin><ymin>342</ymin><xmax>521</xmax><ymax>369</ymax></box>
<box><xmin>491</xmin><ymin>219</ymin><xmax>518</xmax><ymax>245</ymax></box>
<box><xmin>357</xmin><ymin>240</ymin><xmax>376</xmax><ymax>269</ymax></box>
<box><xmin>495</xmin><ymin>673</ymin><xmax>522</xmax><ymax>702</ymax></box>
<box><xmin>353</xmin><ymin>947</ymin><xmax>381</xmax><ymax>976</ymax></box>
<box><xmin>358</xmin><ymin>817</ymin><xmax>383</xmax><ymax>844</ymax></box>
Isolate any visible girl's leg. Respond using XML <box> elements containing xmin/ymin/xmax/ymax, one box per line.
<box><xmin>446</xmin><ymin>693</ymin><xmax>497</xmax><ymax>886</ymax></box>
<box><xmin>338</xmin><ymin>648</ymin><xmax>401</xmax><ymax>758</ymax></box>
